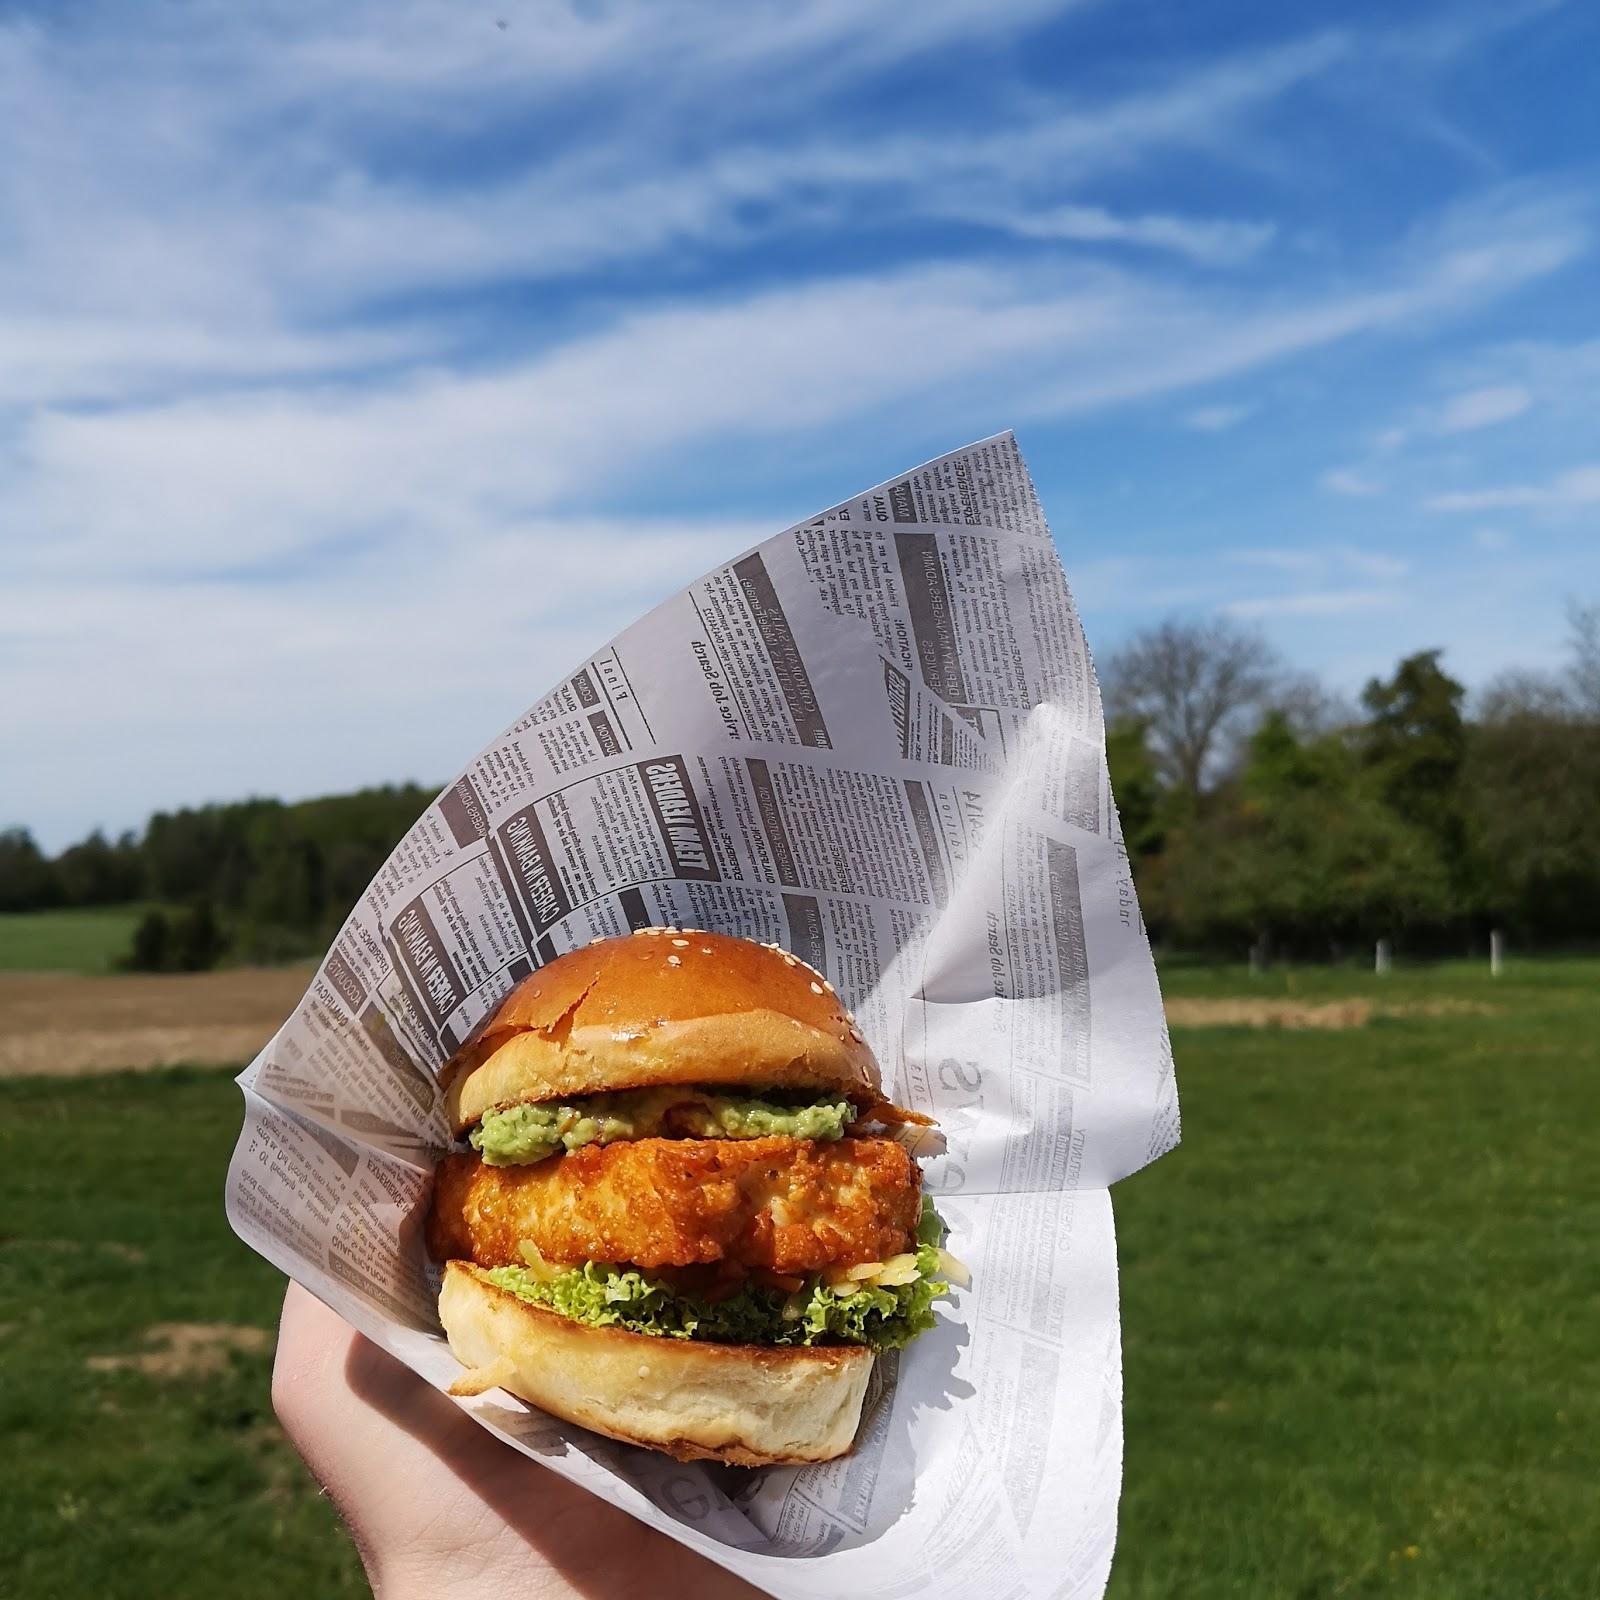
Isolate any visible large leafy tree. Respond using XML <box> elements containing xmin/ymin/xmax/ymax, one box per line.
<box><xmin>1140</xmin><ymin>712</ymin><xmax>1457</xmax><ymax>953</ymax></box>
<box><xmin>1360</xmin><ymin>651</ymin><xmax>1468</xmax><ymax>829</ymax></box>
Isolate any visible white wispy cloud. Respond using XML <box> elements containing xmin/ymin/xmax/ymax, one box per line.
<box><xmin>1436</xmin><ymin>336</ymin><xmax>1600</xmax><ymax>421</ymax></box>
<box><xmin>9</xmin><ymin>185</ymin><xmax>1585</xmax><ymax>587</ymax></box>
<box><xmin>1182</xmin><ymin>402</ymin><xmax>1254</xmax><ymax>432</ymax></box>
<box><xmin>1022</xmin><ymin>186</ymin><xmax>1590</xmax><ymax>415</ymax></box>
<box><xmin>1227</xmin><ymin>546</ymin><xmax>1408</xmax><ymax>581</ymax></box>
<box><xmin>1426</xmin><ymin>464</ymin><xmax>1600</xmax><ymax>512</ymax></box>
<box><xmin>0</xmin><ymin>13</ymin><xmax>1323</xmax><ymax>323</ymax></box>
<box><xmin>1224</xmin><ymin>587</ymin><xmax>1401</xmax><ymax>619</ymax></box>
<box><xmin>1341</xmin><ymin>549</ymin><xmax>1411</xmax><ymax>581</ymax></box>
<box><xmin>1435</xmin><ymin>383</ymin><xmax>1532</xmax><ymax>431</ymax></box>
<box><xmin>0</xmin><ymin>8</ymin><xmax>1574</xmax><ymax>420</ymax></box>
<box><xmin>0</xmin><ymin>314</ymin><xmax>428</xmax><ymax>409</ymax></box>
<box><xmin>274</xmin><ymin>0</ymin><xmax>1082</xmax><ymax>97</ymax></box>
<box><xmin>975</xmin><ymin>204</ymin><xmax>1275</xmax><ymax>264</ymax></box>
<box><xmin>1320</xmin><ymin>468</ymin><xmax>1385</xmax><ymax>497</ymax></box>
<box><xmin>1357</xmin><ymin>339</ymin><xmax>1574</xmax><ymax>460</ymax></box>
<box><xmin>7</xmin><ymin>0</ymin><xmax>1076</xmax><ymax>122</ymax></box>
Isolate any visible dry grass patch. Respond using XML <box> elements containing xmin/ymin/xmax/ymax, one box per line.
<box><xmin>87</xmin><ymin>1322</ymin><xmax>273</xmax><ymax>1380</ymax></box>
<box><xmin>1165</xmin><ymin>996</ymin><xmax>1496</xmax><ymax>1030</ymax></box>
<box><xmin>0</xmin><ymin>966</ymin><xmax>312</xmax><ymax>1076</ymax></box>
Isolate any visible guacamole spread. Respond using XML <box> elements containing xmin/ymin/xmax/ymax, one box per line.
<box><xmin>470</xmin><ymin>1087</ymin><xmax>857</xmax><ymax>1166</ymax></box>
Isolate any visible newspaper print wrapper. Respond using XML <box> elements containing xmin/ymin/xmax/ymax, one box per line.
<box><xmin>226</xmin><ymin>432</ymin><xmax>1178</xmax><ymax>1600</ymax></box>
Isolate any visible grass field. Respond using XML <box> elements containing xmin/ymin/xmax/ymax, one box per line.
<box><xmin>1111</xmin><ymin>957</ymin><xmax>1600</xmax><ymax>1600</ymax></box>
<box><xmin>1</xmin><ymin>959</ymin><xmax>1594</xmax><ymax>1598</ymax></box>
<box><xmin>0</xmin><ymin>906</ymin><xmax>149</xmax><ymax>974</ymax></box>
<box><xmin>0</xmin><ymin>1067</ymin><xmax>365</xmax><ymax>1599</ymax></box>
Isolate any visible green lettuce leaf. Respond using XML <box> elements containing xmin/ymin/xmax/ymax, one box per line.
<box><xmin>792</xmin><ymin>1241</ymin><xmax>947</xmax><ymax>1349</ymax></box>
<box><xmin>482</xmin><ymin>1201</ymin><xmax>955</xmax><ymax>1351</ymax></box>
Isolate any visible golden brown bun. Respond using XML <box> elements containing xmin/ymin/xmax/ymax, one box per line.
<box><xmin>444</xmin><ymin>930</ymin><xmax>880</xmax><ymax>1133</ymax></box>
<box><xmin>438</xmin><ymin>1261</ymin><xmax>873</xmax><ymax>1465</ymax></box>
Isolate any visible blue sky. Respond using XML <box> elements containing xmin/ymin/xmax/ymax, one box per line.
<box><xmin>3</xmin><ymin>0</ymin><xmax>1597</xmax><ymax>850</ymax></box>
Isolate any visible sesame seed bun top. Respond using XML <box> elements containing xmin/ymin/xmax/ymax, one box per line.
<box><xmin>441</xmin><ymin>928</ymin><xmax>881</xmax><ymax>1133</ymax></box>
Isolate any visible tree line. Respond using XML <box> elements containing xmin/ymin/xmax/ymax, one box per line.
<box><xmin>4</xmin><ymin>603</ymin><xmax>1597</xmax><ymax>969</ymax></box>
<box><xmin>0</xmin><ymin>785</ymin><xmax>434</xmax><ymax>970</ymax></box>
<box><xmin>1105</xmin><ymin>603</ymin><xmax>1600</xmax><ymax>958</ymax></box>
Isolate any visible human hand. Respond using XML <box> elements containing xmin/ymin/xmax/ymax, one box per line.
<box><xmin>272</xmin><ymin>1283</ymin><xmax>768</xmax><ymax>1600</ymax></box>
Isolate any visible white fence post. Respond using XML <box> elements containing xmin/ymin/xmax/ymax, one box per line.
<box><xmin>1490</xmin><ymin>928</ymin><xmax>1505</xmax><ymax>978</ymax></box>
<box><xmin>1375</xmin><ymin>938</ymin><xmax>1392</xmax><ymax>976</ymax></box>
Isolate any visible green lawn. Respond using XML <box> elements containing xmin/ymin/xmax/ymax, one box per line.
<box><xmin>0</xmin><ymin>1068</ymin><xmax>365</xmax><ymax>1600</ymax></box>
<box><xmin>1111</xmin><ymin>957</ymin><xmax>1600</xmax><ymax>1600</ymax></box>
<box><xmin>0</xmin><ymin>905</ymin><xmax>147</xmax><ymax>973</ymax></box>
<box><xmin>1</xmin><ymin>960</ymin><xmax>1594</xmax><ymax>1599</ymax></box>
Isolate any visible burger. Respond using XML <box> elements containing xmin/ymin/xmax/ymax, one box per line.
<box><xmin>426</xmin><ymin>927</ymin><xmax>965</xmax><ymax>1465</ymax></box>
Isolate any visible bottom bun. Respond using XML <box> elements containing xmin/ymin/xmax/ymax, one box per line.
<box><xmin>438</xmin><ymin>1259</ymin><xmax>874</xmax><ymax>1465</ymax></box>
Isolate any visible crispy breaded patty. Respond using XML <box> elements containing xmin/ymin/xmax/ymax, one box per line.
<box><xmin>428</xmin><ymin>1135</ymin><xmax>920</xmax><ymax>1274</ymax></box>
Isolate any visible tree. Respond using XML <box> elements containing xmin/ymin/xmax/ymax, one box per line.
<box><xmin>1102</xmin><ymin>618</ymin><xmax>1284</xmax><ymax>799</ymax></box>
<box><xmin>172</xmin><ymin>899</ymin><xmax>228</xmax><ymax>971</ymax></box>
<box><xmin>1466</xmin><ymin>709</ymin><xmax>1600</xmax><ymax>937</ymax></box>
<box><xmin>1359</xmin><ymin>651</ymin><xmax>1471</xmax><ymax>903</ymax></box>
<box><xmin>1242</xmin><ymin>708</ymin><xmax>1349</xmax><ymax>797</ymax></box>
<box><xmin>1105</xmin><ymin>716</ymin><xmax>1167</xmax><ymax>859</ymax></box>
<box><xmin>124</xmin><ymin>910</ymin><xmax>171</xmax><ymax>972</ymax></box>
<box><xmin>143</xmin><ymin>808</ymin><xmax>225</xmax><ymax>903</ymax></box>
<box><xmin>0</xmin><ymin>828</ymin><xmax>60</xmax><ymax>911</ymax></box>
<box><xmin>1467</xmin><ymin>607</ymin><xmax>1600</xmax><ymax>938</ymax></box>
<box><xmin>1140</xmin><ymin>714</ymin><xmax>1457</xmax><ymax>953</ymax></box>
<box><xmin>244</xmin><ymin>833</ymin><xmax>326</xmax><ymax>932</ymax></box>
<box><xmin>1361</xmin><ymin>651</ymin><xmax>1468</xmax><ymax>813</ymax></box>
<box><xmin>121</xmin><ymin>901</ymin><xmax>229</xmax><ymax>972</ymax></box>
<box><xmin>55</xmin><ymin>829</ymin><xmax>144</xmax><ymax>905</ymax></box>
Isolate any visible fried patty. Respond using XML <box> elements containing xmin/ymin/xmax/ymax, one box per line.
<box><xmin>427</xmin><ymin>1134</ymin><xmax>920</xmax><ymax>1274</ymax></box>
